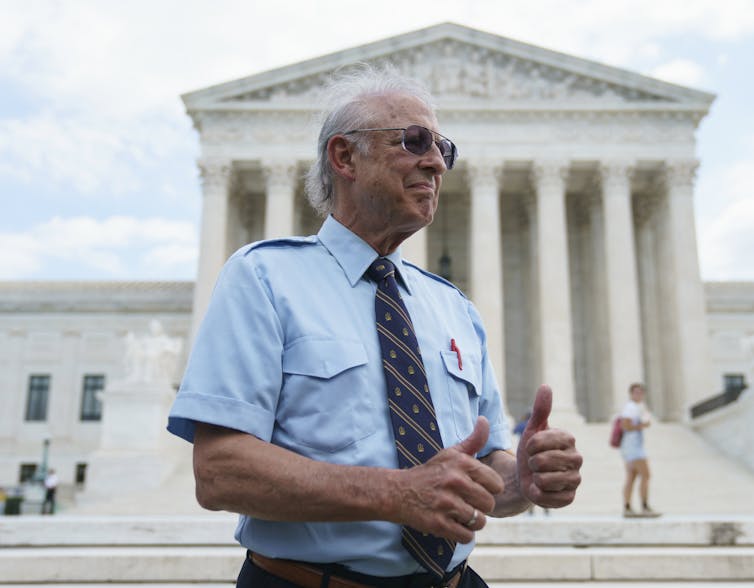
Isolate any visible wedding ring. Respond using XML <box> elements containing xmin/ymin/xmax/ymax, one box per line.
<box><xmin>465</xmin><ymin>509</ymin><xmax>478</xmax><ymax>527</ymax></box>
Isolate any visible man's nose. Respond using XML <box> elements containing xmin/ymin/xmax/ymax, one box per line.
<box><xmin>419</xmin><ymin>141</ymin><xmax>448</xmax><ymax>175</ymax></box>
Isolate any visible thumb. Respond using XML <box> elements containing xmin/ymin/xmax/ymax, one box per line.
<box><xmin>455</xmin><ymin>416</ymin><xmax>490</xmax><ymax>457</ymax></box>
<box><xmin>517</xmin><ymin>386</ymin><xmax>552</xmax><ymax>502</ymax></box>
<box><xmin>524</xmin><ymin>385</ymin><xmax>552</xmax><ymax>435</ymax></box>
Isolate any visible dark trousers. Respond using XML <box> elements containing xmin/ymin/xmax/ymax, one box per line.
<box><xmin>237</xmin><ymin>554</ymin><xmax>490</xmax><ymax>588</ymax></box>
<box><xmin>41</xmin><ymin>489</ymin><xmax>56</xmax><ymax>515</ymax></box>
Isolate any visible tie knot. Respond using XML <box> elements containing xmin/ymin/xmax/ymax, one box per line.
<box><xmin>367</xmin><ymin>258</ymin><xmax>395</xmax><ymax>283</ymax></box>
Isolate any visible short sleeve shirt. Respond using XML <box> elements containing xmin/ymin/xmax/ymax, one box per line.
<box><xmin>619</xmin><ymin>400</ymin><xmax>645</xmax><ymax>458</ymax></box>
<box><xmin>168</xmin><ymin>215</ymin><xmax>510</xmax><ymax>576</ymax></box>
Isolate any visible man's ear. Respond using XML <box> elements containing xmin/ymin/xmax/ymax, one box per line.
<box><xmin>327</xmin><ymin>135</ymin><xmax>357</xmax><ymax>182</ymax></box>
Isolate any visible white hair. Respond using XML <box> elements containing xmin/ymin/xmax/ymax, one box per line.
<box><xmin>304</xmin><ymin>63</ymin><xmax>436</xmax><ymax>216</ymax></box>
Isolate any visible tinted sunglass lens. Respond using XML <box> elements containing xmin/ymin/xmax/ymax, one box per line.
<box><xmin>403</xmin><ymin>125</ymin><xmax>433</xmax><ymax>155</ymax></box>
<box><xmin>403</xmin><ymin>126</ymin><xmax>457</xmax><ymax>169</ymax></box>
<box><xmin>437</xmin><ymin>139</ymin><xmax>454</xmax><ymax>169</ymax></box>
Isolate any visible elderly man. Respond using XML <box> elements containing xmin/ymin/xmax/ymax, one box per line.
<box><xmin>168</xmin><ymin>65</ymin><xmax>582</xmax><ymax>588</ymax></box>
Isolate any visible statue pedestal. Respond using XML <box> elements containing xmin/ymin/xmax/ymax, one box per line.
<box><xmin>82</xmin><ymin>380</ymin><xmax>182</xmax><ymax>505</ymax></box>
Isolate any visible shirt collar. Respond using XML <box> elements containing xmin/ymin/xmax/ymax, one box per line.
<box><xmin>317</xmin><ymin>215</ymin><xmax>413</xmax><ymax>294</ymax></box>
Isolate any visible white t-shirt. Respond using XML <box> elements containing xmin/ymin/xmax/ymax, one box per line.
<box><xmin>44</xmin><ymin>473</ymin><xmax>58</xmax><ymax>490</ymax></box>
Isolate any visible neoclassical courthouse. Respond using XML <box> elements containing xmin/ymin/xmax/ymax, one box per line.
<box><xmin>2</xmin><ymin>24</ymin><xmax>753</xmax><ymax>491</ymax></box>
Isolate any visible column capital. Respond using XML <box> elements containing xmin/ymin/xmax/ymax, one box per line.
<box><xmin>262</xmin><ymin>160</ymin><xmax>298</xmax><ymax>190</ymax></box>
<box><xmin>664</xmin><ymin>159</ymin><xmax>699</xmax><ymax>190</ymax></box>
<box><xmin>197</xmin><ymin>159</ymin><xmax>233</xmax><ymax>193</ymax></box>
<box><xmin>599</xmin><ymin>160</ymin><xmax>635</xmax><ymax>193</ymax></box>
<box><xmin>465</xmin><ymin>160</ymin><xmax>503</xmax><ymax>191</ymax></box>
<box><xmin>531</xmin><ymin>159</ymin><xmax>569</xmax><ymax>191</ymax></box>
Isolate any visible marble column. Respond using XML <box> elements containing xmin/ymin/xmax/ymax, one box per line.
<box><xmin>467</xmin><ymin>161</ymin><xmax>506</xmax><ymax>396</ymax></box>
<box><xmin>633</xmin><ymin>192</ymin><xmax>665</xmax><ymax>417</ymax></box>
<box><xmin>600</xmin><ymin>162</ymin><xmax>644</xmax><ymax>413</ymax></box>
<box><xmin>531</xmin><ymin>160</ymin><xmax>581</xmax><ymax>422</ymax></box>
<box><xmin>662</xmin><ymin>159</ymin><xmax>713</xmax><ymax>417</ymax></box>
<box><xmin>191</xmin><ymin>159</ymin><xmax>232</xmax><ymax>342</ymax></box>
<box><xmin>263</xmin><ymin>161</ymin><xmax>297</xmax><ymax>239</ymax></box>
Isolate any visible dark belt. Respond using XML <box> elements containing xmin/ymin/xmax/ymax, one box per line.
<box><xmin>250</xmin><ymin>552</ymin><xmax>466</xmax><ymax>588</ymax></box>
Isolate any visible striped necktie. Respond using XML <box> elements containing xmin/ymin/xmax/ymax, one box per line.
<box><xmin>367</xmin><ymin>258</ymin><xmax>454</xmax><ymax>578</ymax></box>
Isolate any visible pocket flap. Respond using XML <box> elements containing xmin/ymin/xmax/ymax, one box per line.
<box><xmin>283</xmin><ymin>338</ymin><xmax>367</xmax><ymax>379</ymax></box>
<box><xmin>440</xmin><ymin>350</ymin><xmax>480</xmax><ymax>396</ymax></box>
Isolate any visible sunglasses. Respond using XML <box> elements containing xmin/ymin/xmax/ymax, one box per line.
<box><xmin>343</xmin><ymin>125</ymin><xmax>458</xmax><ymax>170</ymax></box>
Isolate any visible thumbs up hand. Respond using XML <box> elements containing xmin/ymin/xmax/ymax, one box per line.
<box><xmin>517</xmin><ymin>385</ymin><xmax>582</xmax><ymax>508</ymax></box>
<box><xmin>392</xmin><ymin>416</ymin><xmax>504</xmax><ymax>543</ymax></box>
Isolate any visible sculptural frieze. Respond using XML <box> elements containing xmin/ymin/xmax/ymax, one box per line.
<box><xmin>221</xmin><ymin>40</ymin><xmax>670</xmax><ymax>105</ymax></box>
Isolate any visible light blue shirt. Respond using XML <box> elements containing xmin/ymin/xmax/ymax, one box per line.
<box><xmin>168</xmin><ymin>215</ymin><xmax>510</xmax><ymax>576</ymax></box>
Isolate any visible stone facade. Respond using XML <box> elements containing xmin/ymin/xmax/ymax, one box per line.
<box><xmin>0</xmin><ymin>282</ymin><xmax>192</xmax><ymax>490</ymax></box>
<box><xmin>183</xmin><ymin>23</ymin><xmax>715</xmax><ymax>423</ymax></box>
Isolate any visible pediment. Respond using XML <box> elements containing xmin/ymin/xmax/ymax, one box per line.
<box><xmin>183</xmin><ymin>23</ymin><xmax>714</xmax><ymax>112</ymax></box>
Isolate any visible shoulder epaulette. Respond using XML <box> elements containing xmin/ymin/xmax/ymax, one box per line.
<box><xmin>402</xmin><ymin>260</ymin><xmax>468</xmax><ymax>299</ymax></box>
<box><xmin>244</xmin><ymin>235</ymin><xmax>318</xmax><ymax>253</ymax></box>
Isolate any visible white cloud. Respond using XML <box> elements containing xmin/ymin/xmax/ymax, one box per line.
<box><xmin>649</xmin><ymin>59</ymin><xmax>707</xmax><ymax>88</ymax></box>
<box><xmin>0</xmin><ymin>0</ymin><xmax>741</xmax><ymax>201</ymax></box>
<box><xmin>700</xmin><ymin>196</ymin><xmax>754</xmax><ymax>281</ymax></box>
<box><xmin>0</xmin><ymin>216</ymin><xmax>198</xmax><ymax>280</ymax></box>
<box><xmin>460</xmin><ymin>0</ymin><xmax>754</xmax><ymax>70</ymax></box>
<box><xmin>144</xmin><ymin>244</ymin><xmax>199</xmax><ymax>269</ymax></box>
<box><xmin>0</xmin><ymin>113</ymin><xmax>130</xmax><ymax>194</ymax></box>
<box><xmin>697</xmin><ymin>138</ymin><xmax>754</xmax><ymax>281</ymax></box>
<box><xmin>0</xmin><ymin>111</ymin><xmax>195</xmax><ymax>197</ymax></box>
<box><xmin>562</xmin><ymin>0</ymin><xmax>754</xmax><ymax>41</ymax></box>
<box><xmin>1</xmin><ymin>0</ymin><xmax>754</xmax><ymax>282</ymax></box>
<box><xmin>0</xmin><ymin>1</ymin><xmax>328</xmax><ymax>118</ymax></box>
<box><xmin>3</xmin><ymin>0</ymin><xmax>754</xmax><ymax>120</ymax></box>
<box><xmin>0</xmin><ymin>233</ymin><xmax>43</xmax><ymax>277</ymax></box>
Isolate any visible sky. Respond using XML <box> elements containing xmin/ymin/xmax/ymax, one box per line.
<box><xmin>1</xmin><ymin>0</ymin><xmax>753</xmax><ymax>282</ymax></box>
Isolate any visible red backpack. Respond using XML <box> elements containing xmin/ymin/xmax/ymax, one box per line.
<box><xmin>609</xmin><ymin>416</ymin><xmax>623</xmax><ymax>448</ymax></box>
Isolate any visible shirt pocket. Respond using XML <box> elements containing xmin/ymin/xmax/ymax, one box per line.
<box><xmin>440</xmin><ymin>350</ymin><xmax>481</xmax><ymax>442</ymax></box>
<box><xmin>280</xmin><ymin>338</ymin><xmax>375</xmax><ymax>453</ymax></box>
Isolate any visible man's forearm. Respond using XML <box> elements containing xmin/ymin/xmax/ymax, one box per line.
<box><xmin>193</xmin><ymin>422</ymin><xmax>397</xmax><ymax>522</ymax></box>
<box><xmin>192</xmin><ymin>420</ymin><xmax>506</xmax><ymax>544</ymax></box>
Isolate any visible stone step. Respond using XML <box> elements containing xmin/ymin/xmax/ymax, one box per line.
<box><xmin>0</xmin><ymin>585</ymin><xmax>233</xmax><ymax>588</ymax></box>
<box><xmin>472</xmin><ymin>546</ymin><xmax>754</xmax><ymax>582</ymax></box>
<box><xmin>4</xmin><ymin>585</ymin><xmax>751</xmax><ymax>588</ymax></box>
<box><xmin>489</xmin><ymin>584</ymin><xmax>752</xmax><ymax>588</ymax></box>
<box><xmin>0</xmin><ymin>547</ymin><xmax>243</xmax><ymax>584</ymax></box>
<box><xmin>478</xmin><ymin>516</ymin><xmax>754</xmax><ymax>547</ymax></box>
<box><xmin>2</xmin><ymin>515</ymin><xmax>753</xmax><ymax>584</ymax></box>
<box><xmin>65</xmin><ymin>423</ymin><xmax>754</xmax><ymax>518</ymax></box>
<box><xmin>3</xmin><ymin>515</ymin><xmax>753</xmax><ymax>547</ymax></box>
<box><xmin>1</xmin><ymin>545</ymin><xmax>753</xmax><ymax>583</ymax></box>
<box><xmin>542</xmin><ymin>422</ymin><xmax>754</xmax><ymax>517</ymax></box>
<box><xmin>0</xmin><ymin>514</ymin><xmax>238</xmax><ymax>546</ymax></box>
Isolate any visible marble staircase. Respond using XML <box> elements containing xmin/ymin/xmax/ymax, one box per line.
<box><xmin>1</xmin><ymin>515</ymin><xmax>753</xmax><ymax>584</ymax></box>
<box><xmin>2</xmin><ymin>422</ymin><xmax>754</xmax><ymax>584</ymax></box>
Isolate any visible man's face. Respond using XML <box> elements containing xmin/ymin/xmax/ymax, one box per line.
<box><xmin>343</xmin><ymin>94</ymin><xmax>448</xmax><ymax>237</ymax></box>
